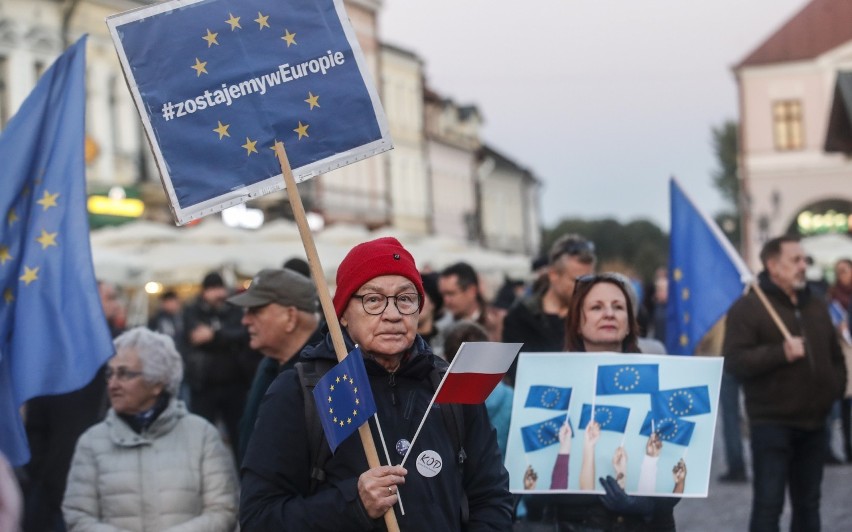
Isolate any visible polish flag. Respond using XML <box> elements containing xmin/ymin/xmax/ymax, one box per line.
<box><xmin>434</xmin><ymin>342</ymin><xmax>523</xmax><ymax>404</ymax></box>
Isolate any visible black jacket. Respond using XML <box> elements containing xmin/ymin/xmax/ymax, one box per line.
<box><xmin>502</xmin><ymin>292</ymin><xmax>565</xmax><ymax>386</ymax></box>
<box><xmin>239</xmin><ymin>331</ymin><xmax>513</xmax><ymax>531</ymax></box>
<box><xmin>723</xmin><ymin>272</ymin><xmax>847</xmax><ymax>429</ymax></box>
<box><xmin>182</xmin><ymin>297</ymin><xmax>248</xmax><ymax>390</ymax></box>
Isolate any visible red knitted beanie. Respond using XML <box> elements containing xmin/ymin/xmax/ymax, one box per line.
<box><xmin>333</xmin><ymin>237</ymin><xmax>424</xmax><ymax>318</ymax></box>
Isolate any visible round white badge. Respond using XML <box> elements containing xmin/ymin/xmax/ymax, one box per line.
<box><xmin>415</xmin><ymin>449</ymin><xmax>443</xmax><ymax>478</ymax></box>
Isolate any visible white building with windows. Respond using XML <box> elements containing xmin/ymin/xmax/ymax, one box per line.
<box><xmin>735</xmin><ymin>0</ymin><xmax>852</xmax><ymax>268</ymax></box>
<box><xmin>379</xmin><ymin>43</ymin><xmax>431</xmax><ymax>234</ymax></box>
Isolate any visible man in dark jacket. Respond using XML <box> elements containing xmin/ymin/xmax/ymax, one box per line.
<box><xmin>502</xmin><ymin>234</ymin><xmax>595</xmax><ymax>384</ymax></box>
<box><xmin>228</xmin><ymin>268</ymin><xmax>322</xmax><ymax>464</ymax></box>
<box><xmin>724</xmin><ymin>235</ymin><xmax>847</xmax><ymax>532</ymax></box>
<box><xmin>183</xmin><ymin>271</ymin><xmax>251</xmax><ymax>458</ymax></box>
<box><xmin>240</xmin><ymin>237</ymin><xmax>512</xmax><ymax>530</ymax></box>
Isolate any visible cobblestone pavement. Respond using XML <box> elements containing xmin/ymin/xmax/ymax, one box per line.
<box><xmin>674</xmin><ymin>427</ymin><xmax>852</xmax><ymax>530</ymax></box>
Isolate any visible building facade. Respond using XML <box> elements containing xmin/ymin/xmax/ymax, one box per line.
<box><xmin>379</xmin><ymin>43</ymin><xmax>431</xmax><ymax>234</ymax></box>
<box><xmin>424</xmin><ymin>88</ymin><xmax>481</xmax><ymax>242</ymax></box>
<box><xmin>735</xmin><ymin>0</ymin><xmax>852</xmax><ymax>268</ymax></box>
<box><xmin>478</xmin><ymin>144</ymin><xmax>541</xmax><ymax>255</ymax></box>
<box><xmin>1</xmin><ymin>0</ymin><xmax>543</xmax><ymax>259</ymax></box>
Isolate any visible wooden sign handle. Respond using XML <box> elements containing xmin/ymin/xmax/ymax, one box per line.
<box><xmin>274</xmin><ymin>143</ymin><xmax>400</xmax><ymax>531</ymax></box>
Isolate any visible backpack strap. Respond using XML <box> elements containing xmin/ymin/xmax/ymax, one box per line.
<box><xmin>429</xmin><ymin>367</ymin><xmax>470</xmax><ymax>525</ymax></box>
<box><xmin>296</xmin><ymin>359</ymin><xmax>335</xmax><ymax>494</ymax></box>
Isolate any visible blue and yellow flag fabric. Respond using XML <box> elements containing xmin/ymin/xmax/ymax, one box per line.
<box><xmin>639</xmin><ymin>411</ymin><xmax>695</xmax><ymax>447</ymax></box>
<box><xmin>524</xmin><ymin>385</ymin><xmax>572</xmax><ymax>410</ymax></box>
<box><xmin>0</xmin><ymin>36</ymin><xmax>115</xmax><ymax>466</ymax></box>
<box><xmin>596</xmin><ymin>364</ymin><xmax>659</xmax><ymax>395</ymax></box>
<box><xmin>312</xmin><ymin>347</ymin><xmax>377</xmax><ymax>453</ymax></box>
<box><xmin>651</xmin><ymin>385</ymin><xmax>711</xmax><ymax>419</ymax></box>
<box><xmin>107</xmin><ymin>0</ymin><xmax>391</xmax><ymax>224</ymax></box>
<box><xmin>578</xmin><ymin>404</ymin><xmax>630</xmax><ymax>433</ymax></box>
<box><xmin>521</xmin><ymin>415</ymin><xmax>572</xmax><ymax>453</ymax></box>
<box><xmin>666</xmin><ymin>178</ymin><xmax>752</xmax><ymax>355</ymax></box>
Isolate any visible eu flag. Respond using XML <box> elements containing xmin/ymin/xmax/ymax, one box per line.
<box><xmin>525</xmin><ymin>385</ymin><xmax>572</xmax><ymax>410</ymax></box>
<box><xmin>596</xmin><ymin>364</ymin><xmax>659</xmax><ymax>395</ymax></box>
<box><xmin>0</xmin><ymin>36</ymin><xmax>115</xmax><ymax>466</ymax></box>
<box><xmin>521</xmin><ymin>415</ymin><xmax>573</xmax><ymax>453</ymax></box>
<box><xmin>651</xmin><ymin>386</ymin><xmax>711</xmax><ymax>419</ymax></box>
<box><xmin>108</xmin><ymin>0</ymin><xmax>390</xmax><ymax>224</ymax></box>
<box><xmin>578</xmin><ymin>404</ymin><xmax>630</xmax><ymax>433</ymax></box>
<box><xmin>312</xmin><ymin>347</ymin><xmax>377</xmax><ymax>452</ymax></box>
<box><xmin>666</xmin><ymin>178</ymin><xmax>751</xmax><ymax>355</ymax></box>
<box><xmin>640</xmin><ymin>411</ymin><xmax>695</xmax><ymax>447</ymax></box>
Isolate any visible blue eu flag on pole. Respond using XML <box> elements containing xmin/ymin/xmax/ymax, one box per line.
<box><xmin>578</xmin><ymin>404</ymin><xmax>630</xmax><ymax>433</ymax></box>
<box><xmin>596</xmin><ymin>364</ymin><xmax>659</xmax><ymax>395</ymax></box>
<box><xmin>666</xmin><ymin>178</ymin><xmax>752</xmax><ymax>355</ymax></box>
<box><xmin>639</xmin><ymin>411</ymin><xmax>695</xmax><ymax>446</ymax></box>
<box><xmin>651</xmin><ymin>386</ymin><xmax>712</xmax><ymax>419</ymax></box>
<box><xmin>0</xmin><ymin>36</ymin><xmax>115</xmax><ymax>466</ymax></box>
<box><xmin>525</xmin><ymin>385</ymin><xmax>572</xmax><ymax>410</ymax></box>
<box><xmin>312</xmin><ymin>347</ymin><xmax>377</xmax><ymax>453</ymax></box>
<box><xmin>521</xmin><ymin>415</ymin><xmax>572</xmax><ymax>453</ymax></box>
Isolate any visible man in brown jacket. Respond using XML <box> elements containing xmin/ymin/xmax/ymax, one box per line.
<box><xmin>724</xmin><ymin>235</ymin><xmax>847</xmax><ymax>532</ymax></box>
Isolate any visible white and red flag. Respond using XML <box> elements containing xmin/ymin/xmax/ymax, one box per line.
<box><xmin>399</xmin><ymin>341</ymin><xmax>522</xmax><ymax>467</ymax></box>
<box><xmin>435</xmin><ymin>342</ymin><xmax>523</xmax><ymax>404</ymax></box>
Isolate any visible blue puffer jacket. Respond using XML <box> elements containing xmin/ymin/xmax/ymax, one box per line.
<box><xmin>239</xmin><ymin>331</ymin><xmax>513</xmax><ymax>531</ymax></box>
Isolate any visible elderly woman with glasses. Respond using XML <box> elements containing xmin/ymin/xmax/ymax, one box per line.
<box><xmin>531</xmin><ymin>273</ymin><xmax>681</xmax><ymax>531</ymax></box>
<box><xmin>240</xmin><ymin>237</ymin><xmax>513</xmax><ymax>531</ymax></box>
<box><xmin>63</xmin><ymin>327</ymin><xmax>238</xmax><ymax>532</ymax></box>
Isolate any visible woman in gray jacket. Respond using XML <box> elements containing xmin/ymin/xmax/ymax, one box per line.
<box><xmin>63</xmin><ymin>327</ymin><xmax>237</xmax><ymax>532</ymax></box>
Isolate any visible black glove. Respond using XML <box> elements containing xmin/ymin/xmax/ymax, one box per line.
<box><xmin>598</xmin><ymin>476</ymin><xmax>655</xmax><ymax>517</ymax></box>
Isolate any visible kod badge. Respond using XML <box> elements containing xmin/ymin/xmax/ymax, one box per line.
<box><xmin>416</xmin><ymin>450</ymin><xmax>442</xmax><ymax>478</ymax></box>
<box><xmin>395</xmin><ymin>439</ymin><xmax>410</xmax><ymax>456</ymax></box>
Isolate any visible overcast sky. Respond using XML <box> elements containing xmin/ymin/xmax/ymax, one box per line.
<box><xmin>379</xmin><ymin>0</ymin><xmax>809</xmax><ymax>230</ymax></box>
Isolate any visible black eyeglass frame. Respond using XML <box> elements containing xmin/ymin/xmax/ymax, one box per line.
<box><xmin>351</xmin><ymin>292</ymin><xmax>421</xmax><ymax>315</ymax></box>
<box><xmin>551</xmin><ymin>240</ymin><xmax>596</xmax><ymax>263</ymax></box>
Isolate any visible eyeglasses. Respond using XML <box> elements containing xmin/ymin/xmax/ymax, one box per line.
<box><xmin>572</xmin><ymin>273</ymin><xmax>627</xmax><ymax>295</ymax></box>
<box><xmin>104</xmin><ymin>367</ymin><xmax>144</xmax><ymax>382</ymax></box>
<box><xmin>551</xmin><ymin>240</ymin><xmax>595</xmax><ymax>262</ymax></box>
<box><xmin>352</xmin><ymin>293</ymin><xmax>420</xmax><ymax>315</ymax></box>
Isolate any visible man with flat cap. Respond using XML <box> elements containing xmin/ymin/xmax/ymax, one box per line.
<box><xmin>228</xmin><ymin>268</ymin><xmax>322</xmax><ymax>464</ymax></box>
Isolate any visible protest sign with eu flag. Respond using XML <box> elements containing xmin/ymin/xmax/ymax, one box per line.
<box><xmin>667</xmin><ymin>178</ymin><xmax>751</xmax><ymax>355</ymax></box>
<box><xmin>578</xmin><ymin>404</ymin><xmax>630</xmax><ymax>433</ymax></box>
<box><xmin>652</xmin><ymin>385</ymin><xmax>711</xmax><ymax>419</ymax></box>
<box><xmin>640</xmin><ymin>411</ymin><xmax>695</xmax><ymax>446</ymax></box>
<box><xmin>0</xmin><ymin>36</ymin><xmax>115</xmax><ymax>466</ymax></box>
<box><xmin>596</xmin><ymin>364</ymin><xmax>659</xmax><ymax>395</ymax></box>
<box><xmin>525</xmin><ymin>385</ymin><xmax>572</xmax><ymax>410</ymax></box>
<box><xmin>107</xmin><ymin>0</ymin><xmax>391</xmax><ymax>224</ymax></box>
<box><xmin>312</xmin><ymin>347</ymin><xmax>377</xmax><ymax>452</ymax></box>
<box><xmin>521</xmin><ymin>415</ymin><xmax>573</xmax><ymax>453</ymax></box>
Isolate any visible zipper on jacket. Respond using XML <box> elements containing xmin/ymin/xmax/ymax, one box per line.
<box><xmin>388</xmin><ymin>371</ymin><xmax>398</xmax><ymax>406</ymax></box>
<box><xmin>794</xmin><ymin>308</ymin><xmax>816</xmax><ymax>373</ymax></box>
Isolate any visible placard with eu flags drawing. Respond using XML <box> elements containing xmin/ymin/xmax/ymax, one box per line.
<box><xmin>312</xmin><ymin>346</ymin><xmax>377</xmax><ymax>453</ymax></box>
<box><xmin>505</xmin><ymin>352</ymin><xmax>723</xmax><ymax>497</ymax></box>
<box><xmin>107</xmin><ymin>0</ymin><xmax>391</xmax><ymax>225</ymax></box>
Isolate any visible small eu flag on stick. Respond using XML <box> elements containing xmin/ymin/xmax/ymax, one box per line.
<box><xmin>312</xmin><ymin>346</ymin><xmax>377</xmax><ymax>452</ymax></box>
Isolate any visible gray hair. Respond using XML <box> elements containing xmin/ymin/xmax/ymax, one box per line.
<box><xmin>113</xmin><ymin>327</ymin><xmax>183</xmax><ymax>396</ymax></box>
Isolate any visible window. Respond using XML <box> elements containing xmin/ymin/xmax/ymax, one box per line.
<box><xmin>772</xmin><ymin>100</ymin><xmax>804</xmax><ymax>151</ymax></box>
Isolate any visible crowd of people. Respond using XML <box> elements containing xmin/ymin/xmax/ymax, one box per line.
<box><xmin>3</xmin><ymin>231</ymin><xmax>849</xmax><ymax>531</ymax></box>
